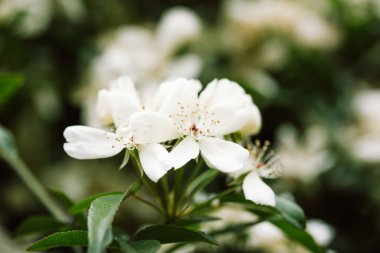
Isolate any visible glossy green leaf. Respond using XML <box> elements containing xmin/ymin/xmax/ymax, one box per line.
<box><xmin>88</xmin><ymin>181</ymin><xmax>142</xmax><ymax>253</ymax></box>
<box><xmin>16</xmin><ymin>216</ymin><xmax>64</xmax><ymax>237</ymax></box>
<box><xmin>133</xmin><ymin>224</ymin><xmax>218</xmax><ymax>245</ymax></box>
<box><xmin>0</xmin><ymin>74</ymin><xmax>23</xmax><ymax>106</ymax></box>
<box><xmin>27</xmin><ymin>230</ymin><xmax>87</xmax><ymax>251</ymax></box>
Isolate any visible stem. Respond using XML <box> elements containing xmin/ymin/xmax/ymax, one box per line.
<box><xmin>6</xmin><ymin>156</ymin><xmax>70</xmax><ymax>223</ymax></box>
<box><xmin>133</xmin><ymin>194</ymin><xmax>164</xmax><ymax>215</ymax></box>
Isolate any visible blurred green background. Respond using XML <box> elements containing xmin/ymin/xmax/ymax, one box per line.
<box><xmin>1</xmin><ymin>0</ymin><xmax>380</xmax><ymax>252</ymax></box>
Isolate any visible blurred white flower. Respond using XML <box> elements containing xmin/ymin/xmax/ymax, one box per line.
<box><xmin>223</xmin><ymin>0</ymin><xmax>339</xmax><ymax>51</ymax></box>
<box><xmin>347</xmin><ymin>89</ymin><xmax>380</xmax><ymax>163</ymax></box>
<box><xmin>83</xmin><ymin>7</ymin><xmax>202</xmax><ymax>126</ymax></box>
<box><xmin>0</xmin><ymin>0</ymin><xmax>52</xmax><ymax>37</ymax></box>
<box><xmin>0</xmin><ymin>0</ymin><xmax>84</xmax><ymax>37</ymax></box>
<box><xmin>232</xmin><ymin>141</ymin><xmax>282</xmax><ymax>207</ymax></box>
<box><xmin>64</xmin><ymin>76</ymin><xmax>178</xmax><ymax>182</ymax></box>
<box><xmin>276</xmin><ymin>124</ymin><xmax>334</xmax><ymax>183</ymax></box>
<box><xmin>140</xmin><ymin>78</ymin><xmax>259</xmax><ymax>173</ymax></box>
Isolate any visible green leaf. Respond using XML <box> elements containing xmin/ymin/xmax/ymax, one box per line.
<box><xmin>275</xmin><ymin>196</ymin><xmax>306</xmax><ymax>229</ymax></box>
<box><xmin>115</xmin><ymin>237</ymin><xmax>137</xmax><ymax>253</ymax></box>
<box><xmin>272</xmin><ymin>219</ymin><xmax>325</xmax><ymax>253</ymax></box>
<box><xmin>16</xmin><ymin>216</ymin><xmax>64</xmax><ymax>237</ymax></box>
<box><xmin>48</xmin><ymin>188</ymin><xmax>75</xmax><ymax>209</ymax></box>
<box><xmin>0</xmin><ymin>74</ymin><xmax>24</xmax><ymax>106</ymax></box>
<box><xmin>27</xmin><ymin>230</ymin><xmax>87</xmax><ymax>251</ymax></box>
<box><xmin>129</xmin><ymin>240</ymin><xmax>160</xmax><ymax>253</ymax></box>
<box><xmin>133</xmin><ymin>224</ymin><xmax>218</xmax><ymax>245</ymax></box>
<box><xmin>88</xmin><ymin>193</ymin><xmax>124</xmax><ymax>253</ymax></box>
<box><xmin>88</xmin><ymin>181</ymin><xmax>142</xmax><ymax>253</ymax></box>
<box><xmin>69</xmin><ymin>191</ymin><xmax>123</xmax><ymax>215</ymax></box>
<box><xmin>0</xmin><ymin>124</ymin><xmax>18</xmax><ymax>160</ymax></box>
<box><xmin>173</xmin><ymin>216</ymin><xmax>219</xmax><ymax>227</ymax></box>
<box><xmin>220</xmin><ymin>194</ymin><xmax>306</xmax><ymax>229</ymax></box>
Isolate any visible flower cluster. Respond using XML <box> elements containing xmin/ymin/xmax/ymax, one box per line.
<box><xmin>64</xmin><ymin>76</ymin><xmax>280</xmax><ymax>206</ymax></box>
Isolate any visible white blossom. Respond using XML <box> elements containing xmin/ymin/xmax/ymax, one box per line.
<box><xmin>276</xmin><ymin>124</ymin><xmax>334</xmax><ymax>183</ymax></box>
<box><xmin>64</xmin><ymin>76</ymin><xmax>178</xmax><ymax>182</ymax></box>
<box><xmin>129</xmin><ymin>78</ymin><xmax>261</xmax><ymax>173</ymax></box>
<box><xmin>233</xmin><ymin>141</ymin><xmax>282</xmax><ymax>207</ymax></box>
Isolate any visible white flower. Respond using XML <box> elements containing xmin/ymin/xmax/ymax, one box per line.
<box><xmin>63</xmin><ymin>76</ymin><xmax>178</xmax><ymax>182</ymax></box>
<box><xmin>233</xmin><ymin>141</ymin><xmax>282</xmax><ymax>207</ymax></box>
<box><xmin>129</xmin><ymin>78</ymin><xmax>260</xmax><ymax>173</ymax></box>
<box><xmin>345</xmin><ymin>89</ymin><xmax>380</xmax><ymax>163</ymax></box>
<box><xmin>276</xmin><ymin>124</ymin><xmax>334</xmax><ymax>183</ymax></box>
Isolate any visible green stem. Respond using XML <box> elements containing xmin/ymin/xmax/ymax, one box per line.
<box><xmin>6</xmin><ymin>156</ymin><xmax>70</xmax><ymax>223</ymax></box>
<box><xmin>133</xmin><ymin>194</ymin><xmax>164</xmax><ymax>215</ymax></box>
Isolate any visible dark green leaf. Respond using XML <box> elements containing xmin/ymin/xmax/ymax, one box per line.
<box><xmin>133</xmin><ymin>224</ymin><xmax>218</xmax><ymax>245</ymax></box>
<box><xmin>173</xmin><ymin>216</ymin><xmax>219</xmax><ymax>227</ymax></box>
<box><xmin>16</xmin><ymin>216</ymin><xmax>64</xmax><ymax>237</ymax></box>
<box><xmin>27</xmin><ymin>230</ymin><xmax>87</xmax><ymax>251</ymax></box>
<box><xmin>0</xmin><ymin>74</ymin><xmax>23</xmax><ymax>106</ymax></box>
<box><xmin>48</xmin><ymin>188</ymin><xmax>75</xmax><ymax>209</ymax></box>
<box><xmin>272</xmin><ymin>219</ymin><xmax>325</xmax><ymax>253</ymax></box>
<box><xmin>129</xmin><ymin>240</ymin><xmax>160</xmax><ymax>253</ymax></box>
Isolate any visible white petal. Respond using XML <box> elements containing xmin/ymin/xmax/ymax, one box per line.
<box><xmin>63</xmin><ymin>126</ymin><xmax>123</xmax><ymax>159</ymax></box>
<box><xmin>128</xmin><ymin>111</ymin><xmax>181</xmax><ymax>144</ymax></box>
<box><xmin>108</xmin><ymin>92</ymin><xmax>141</xmax><ymax>128</ymax></box>
<box><xmin>138</xmin><ymin>144</ymin><xmax>172</xmax><ymax>182</ymax></box>
<box><xmin>242</xmin><ymin>172</ymin><xmax>275</xmax><ymax>207</ymax></box>
<box><xmin>198</xmin><ymin>79</ymin><xmax>258</xmax><ymax>136</ymax></box>
<box><xmin>198</xmin><ymin>137</ymin><xmax>249</xmax><ymax>173</ymax></box>
<box><xmin>96</xmin><ymin>76</ymin><xmax>142</xmax><ymax>128</ymax></box>
<box><xmin>239</xmin><ymin>102</ymin><xmax>262</xmax><ymax>135</ymax></box>
<box><xmin>170</xmin><ymin>137</ymin><xmax>200</xmax><ymax>169</ymax></box>
<box><xmin>153</xmin><ymin>78</ymin><xmax>201</xmax><ymax>127</ymax></box>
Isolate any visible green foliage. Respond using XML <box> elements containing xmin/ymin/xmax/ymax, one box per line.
<box><xmin>0</xmin><ymin>74</ymin><xmax>23</xmax><ymax>106</ymax></box>
<box><xmin>272</xmin><ymin>219</ymin><xmax>324</xmax><ymax>253</ymax></box>
<box><xmin>275</xmin><ymin>196</ymin><xmax>306</xmax><ymax>229</ymax></box>
<box><xmin>15</xmin><ymin>216</ymin><xmax>64</xmax><ymax>237</ymax></box>
<box><xmin>88</xmin><ymin>193</ymin><xmax>125</xmax><ymax>253</ymax></box>
<box><xmin>87</xmin><ymin>181</ymin><xmax>142</xmax><ymax>253</ymax></box>
<box><xmin>133</xmin><ymin>224</ymin><xmax>218</xmax><ymax>245</ymax></box>
<box><xmin>27</xmin><ymin>230</ymin><xmax>88</xmax><ymax>251</ymax></box>
<box><xmin>69</xmin><ymin>191</ymin><xmax>123</xmax><ymax>215</ymax></box>
<box><xmin>116</xmin><ymin>238</ymin><xmax>161</xmax><ymax>253</ymax></box>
